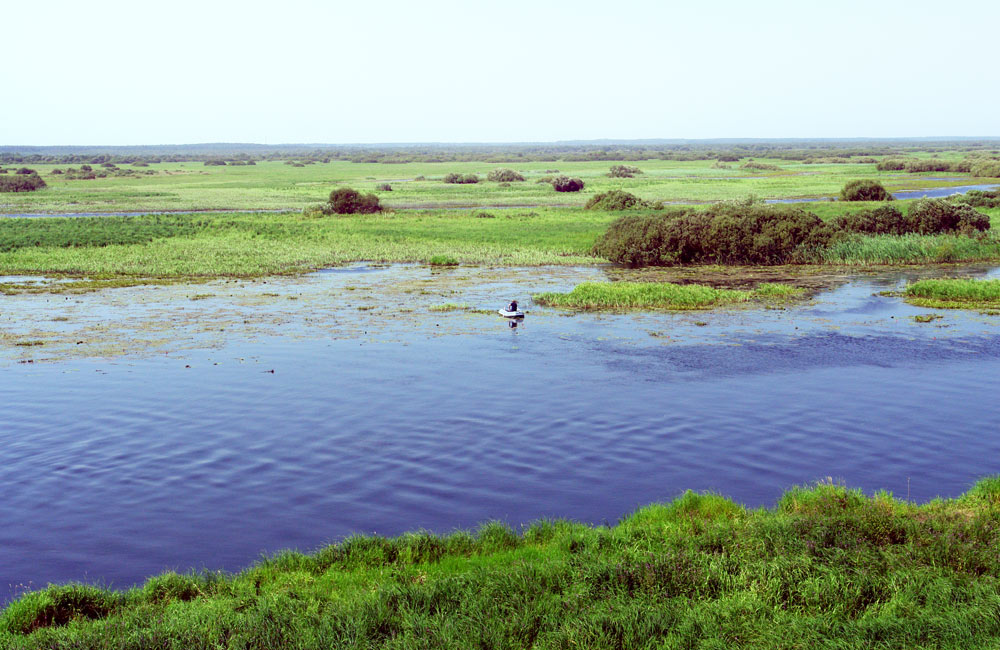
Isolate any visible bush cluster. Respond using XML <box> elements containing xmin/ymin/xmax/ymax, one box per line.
<box><xmin>952</xmin><ymin>189</ymin><xmax>1000</xmax><ymax>208</ymax></box>
<box><xmin>840</xmin><ymin>180</ymin><xmax>894</xmax><ymax>201</ymax></box>
<box><xmin>551</xmin><ymin>176</ymin><xmax>584</xmax><ymax>192</ymax></box>
<box><xmin>585</xmin><ymin>190</ymin><xmax>644</xmax><ymax>210</ymax></box>
<box><xmin>971</xmin><ymin>160</ymin><xmax>1000</xmax><ymax>177</ymax></box>
<box><xmin>834</xmin><ymin>201</ymin><xmax>990</xmax><ymax>236</ymax></box>
<box><xmin>442</xmin><ymin>173</ymin><xmax>479</xmax><ymax>184</ymax></box>
<box><xmin>876</xmin><ymin>158</ymin><xmax>973</xmax><ymax>173</ymax></box>
<box><xmin>607</xmin><ymin>165</ymin><xmax>643</xmax><ymax>178</ymax></box>
<box><xmin>486</xmin><ymin>168</ymin><xmax>525</xmax><ymax>182</ymax></box>
<box><xmin>307</xmin><ymin>188</ymin><xmax>382</xmax><ymax>215</ymax></box>
<box><xmin>0</xmin><ymin>173</ymin><xmax>46</xmax><ymax>193</ymax></box>
<box><xmin>740</xmin><ymin>161</ymin><xmax>782</xmax><ymax>171</ymax></box>
<box><xmin>593</xmin><ymin>203</ymin><xmax>839</xmax><ymax>266</ymax></box>
<box><xmin>375</xmin><ymin>183</ymin><xmax>392</xmax><ymax>191</ymax></box>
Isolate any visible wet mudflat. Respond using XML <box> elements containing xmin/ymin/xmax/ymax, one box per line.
<box><xmin>2</xmin><ymin>264</ymin><xmax>1000</xmax><ymax>604</ymax></box>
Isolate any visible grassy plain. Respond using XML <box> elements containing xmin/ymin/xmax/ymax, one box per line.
<box><xmin>2</xmin><ymin>159</ymin><xmax>996</xmax><ymax>214</ymax></box>
<box><xmin>3</xmin><ymin>480</ymin><xmax>1000</xmax><ymax>649</ymax></box>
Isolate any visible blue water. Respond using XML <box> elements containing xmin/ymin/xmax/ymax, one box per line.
<box><xmin>2</xmin><ymin>267</ymin><xmax>1000</xmax><ymax>604</ymax></box>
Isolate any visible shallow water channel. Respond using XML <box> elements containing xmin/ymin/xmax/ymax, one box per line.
<box><xmin>3</xmin><ymin>264</ymin><xmax>1000</xmax><ymax>603</ymax></box>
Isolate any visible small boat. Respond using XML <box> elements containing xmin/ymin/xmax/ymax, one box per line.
<box><xmin>498</xmin><ymin>309</ymin><xmax>524</xmax><ymax>318</ymax></box>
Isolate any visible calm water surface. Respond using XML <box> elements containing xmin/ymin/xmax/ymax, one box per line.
<box><xmin>2</xmin><ymin>265</ymin><xmax>1000</xmax><ymax>603</ymax></box>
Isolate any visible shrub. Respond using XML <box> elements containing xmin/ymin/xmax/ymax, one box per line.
<box><xmin>203</xmin><ymin>159</ymin><xmax>227</xmax><ymax>166</ymax></box>
<box><xmin>80</xmin><ymin>164</ymin><xmax>92</xmax><ymax>172</ymax></box>
<box><xmin>375</xmin><ymin>183</ymin><xmax>392</xmax><ymax>191</ymax></box>
<box><xmin>15</xmin><ymin>167</ymin><xmax>35</xmax><ymax>175</ymax></box>
<box><xmin>486</xmin><ymin>168</ymin><xmax>525</xmax><ymax>182</ymax></box>
<box><xmin>325</xmin><ymin>187</ymin><xmax>382</xmax><ymax>214</ymax></box>
<box><xmin>100</xmin><ymin>162</ymin><xmax>117</xmax><ymax>169</ymax></box>
<box><xmin>833</xmin><ymin>205</ymin><xmax>909</xmax><ymax>235</ymax></box>
<box><xmin>0</xmin><ymin>173</ymin><xmax>47</xmax><ymax>192</ymax></box>
<box><xmin>442</xmin><ymin>173</ymin><xmax>479</xmax><ymax>184</ymax></box>
<box><xmin>840</xmin><ymin>179</ymin><xmax>894</xmax><ymax>201</ymax></box>
<box><xmin>472</xmin><ymin>211</ymin><xmax>496</xmax><ymax>218</ymax></box>
<box><xmin>593</xmin><ymin>203</ymin><xmax>839</xmax><ymax>266</ymax></box>
<box><xmin>552</xmin><ymin>176</ymin><xmax>584</xmax><ymax>192</ymax></box>
<box><xmin>413</xmin><ymin>175</ymin><xmax>425</xmax><ymax>181</ymax></box>
<box><xmin>740</xmin><ymin>161</ymin><xmax>781</xmax><ymax>171</ymax></box>
<box><xmin>906</xmin><ymin>198</ymin><xmax>990</xmax><ymax>235</ymax></box>
<box><xmin>585</xmin><ymin>190</ymin><xmax>643</xmax><ymax>210</ymax></box>
<box><xmin>51</xmin><ymin>169</ymin><xmax>63</xmax><ymax>175</ymax></box>
<box><xmin>132</xmin><ymin>161</ymin><xmax>149</xmax><ymax>167</ymax></box>
<box><xmin>971</xmin><ymin>160</ymin><xmax>1000</xmax><ymax>177</ymax></box>
<box><xmin>951</xmin><ymin>189</ymin><xmax>1000</xmax><ymax>209</ymax></box>
<box><xmin>608</xmin><ymin>164</ymin><xmax>643</xmax><ymax>178</ymax></box>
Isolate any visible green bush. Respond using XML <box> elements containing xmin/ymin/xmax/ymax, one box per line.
<box><xmin>833</xmin><ymin>205</ymin><xmax>909</xmax><ymax>235</ymax></box>
<box><xmin>552</xmin><ymin>176</ymin><xmax>584</xmax><ymax>192</ymax></box>
<box><xmin>593</xmin><ymin>203</ymin><xmax>839</xmax><ymax>266</ymax></box>
<box><xmin>840</xmin><ymin>179</ymin><xmax>894</xmax><ymax>201</ymax></box>
<box><xmin>740</xmin><ymin>161</ymin><xmax>781</xmax><ymax>171</ymax></box>
<box><xmin>486</xmin><ymin>168</ymin><xmax>525</xmax><ymax>182</ymax></box>
<box><xmin>951</xmin><ymin>189</ymin><xmax>1000</xmax><ymax>208</ymax></box>
<box><xmin>326</xmin><ymin>188</ymin><xmax>382</xmax><ymax>214</ymax></box>
<box><xmin>971</xmin><ymin>160</ymin><xmax>1000</xmax><ymax>177</ymax></box>
<box><xmin>607</xmin><ymin>164</ymin><xmax>642</xmax><ymax>178</ymax></box>
<box><xmin>0</xmin><ymin>173</ymin><xmax>46</xmax><ymax>192</ymax></box>
<box><xmin>429</xmin><ymin>255</ymin><xmax>459</xmax><ymax>266</ymax></box>
<box><xmin>442</xmin><ymin>173</ymin><xmax>479</xmax><ymax>184</ymax></box>
<box><xmin>203</xmin><ymin>159</ymin><xmax>227</xmax><ymax>166</ymax></box>
<box><xmin>375</xmin><ymin>183</ymin><xmax>392</xmax><ymax>191</ymax></box>
<box><xmin>585</xmin><ymin>190</ymin><xmax>644</xmax><ymax>210</ymax></box>
<box><xmin>876</xmin><ymin>158</ymin><xmax>908</xmax><ymax>171</ymax></box>
<box><xmin>906</xmin><ymin>198</ymin><xmax>990</xmax><ymax>235</ymax></box>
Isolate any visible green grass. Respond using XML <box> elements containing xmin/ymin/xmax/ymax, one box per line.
<box><xmin>533</xmin><ymin>281</ymin><xmax>803</xmax><ymax>310</ymax></box>
<box><xmin>4</xmin><ymin>479</ymin><xmax>1000</xmax><ymax>648</ymax></box>
<box><xmin>904</xmin><ymin>278</ymin><xmax>1000</xmax><ymax>310</ymax></box>
<box><xmin>3</xmin><ymin>158</ymin><xmax>994</xmax><ymax>214</ymax></box>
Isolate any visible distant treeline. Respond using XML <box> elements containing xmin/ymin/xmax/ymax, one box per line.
<box><xmin>2</xmin><ymin>139</ymin><xmax>999</xmax><ymax>166</ymax></box>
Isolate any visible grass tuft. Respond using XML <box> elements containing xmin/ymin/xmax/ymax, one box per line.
<box><xmin>533</xmin><ymin>281</ymin><xmax>803</xmax><ymax>311</ymax></box>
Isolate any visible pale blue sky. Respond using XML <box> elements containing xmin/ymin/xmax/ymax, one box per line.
<box><xmin>4</xmin><ymin>0</ymin><xmax>998</xmax><ymax>145</ymax></box>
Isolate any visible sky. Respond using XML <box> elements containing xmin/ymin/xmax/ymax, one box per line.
<box><xmin>4</xmin><ymin>0</ymin><xmax>998</xmax><ymax>145</ymax></box>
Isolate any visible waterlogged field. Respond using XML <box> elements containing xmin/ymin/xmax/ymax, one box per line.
<box><xmin>2</xmin><ymin>158</ymin><xmax>998</xmax><ymax>214</ymax></box>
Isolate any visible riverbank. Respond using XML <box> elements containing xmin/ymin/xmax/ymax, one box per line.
<box><xmin>2</xmin><ymin>479</ymin><xmax>998</xmax><ymax>648</ymax></box>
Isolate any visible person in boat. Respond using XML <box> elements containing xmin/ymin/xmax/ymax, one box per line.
<box><xmin>506</xmin><ymin>300</ymin><xmax>518</xmax><ymax>313</ymax></box>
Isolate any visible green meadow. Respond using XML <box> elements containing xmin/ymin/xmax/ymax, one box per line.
<box><xmin>3</xmin><ymin>480</ymin><xmax>1000</xmax><ymax>649</ymax></box>
<box><xmin>1</xmin><ymin>158</ymin><xmax>994</xmax><ymax>214</ymax></box>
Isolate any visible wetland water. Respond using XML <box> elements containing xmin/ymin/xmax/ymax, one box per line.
<box><xmin>3</xmin><ymin>264</ymin><xmax>1000</xmax><ymax>603</ymax></box>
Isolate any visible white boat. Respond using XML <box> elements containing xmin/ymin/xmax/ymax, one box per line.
<box><xmin>498</xmin><ymin>309</ymin><xmax>524</xmax><ymax>318</ymax></box>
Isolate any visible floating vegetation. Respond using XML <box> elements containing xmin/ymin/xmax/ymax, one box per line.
<box><xmin>912</xmin><ymin>313</ymin><xmax>943</xmax><ymax>323</ymax></box>
<box><xmin>533</xmin><ymin>281</ymin><xmax>803</xmax><ymax>311</ymax></box>
<box><xmin>428</xmin><ymin>303</ymin><xmax>469</xmax><ymax>312</ymax></box>
<box><xmin>904</xmin><ymin>278</ymin><xmax>1000</xmax><ymax>310</ymax></box>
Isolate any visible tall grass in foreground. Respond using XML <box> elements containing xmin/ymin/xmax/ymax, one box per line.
<box><xmin>3</xmin><ymin>478</ymin><xmax>1000</xmax><ymax>649</ymax></box>
<box><xmin>533</xmin><ymin>281</ymin><xmax>801</xmax><ymax>310</ymax></box>
<box><xmin>905</xmin><ymin>277</ymin><xmax>1000</xmax><ymax>310</ymax></box>
<box><xmin>822</xmin><ymin>233</ymin><xmax>1000</xmax><ymax>265</ymax></box>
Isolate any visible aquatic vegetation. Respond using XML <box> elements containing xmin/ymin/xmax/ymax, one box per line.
<box><xmin>532</xmin><ymin>281</ymin><xmax>802</xmax><ymax>310</ymax></box>
<box><xmin>428</xmin><ymin>302</ymin><xmax>468</xmax><ymax>311</ymax></box>
<box><xmin>840</xmin><ymin>179</ymin><xmax>893</xmax><ymax>201</ymax></box>
<box><xmin>912</xmin><ymin>313</ymin><xmax>943</xmax><ymax>322</ymax></box>
<box><xmin>823</xmin><ymin>233</ymin><xmax>1000</xmax><ymax>265</ymax></box>
<box><xmin>428</xmin><ymin>255</ymin><xmax>459</xmax><ymax>266</ymax></box>
<box><xmin>904</xmin><ymin>277</ymin><xmax>1000</xmax><ymax>310</ymax></box>
<box><xmin>3</xmin><ymin>479</ymin><xmax>1000</xmax><ymax>648</ymax></box>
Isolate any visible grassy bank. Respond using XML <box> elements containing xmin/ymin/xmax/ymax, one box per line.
<box><xmin>904</xmin><ymin>277</ymin><xmax>1000</xmax><ymax>310</ymax></box>
<box><xmin>533</xmin><ymin>281</ymin><xmax>802</xmax><ymax>310</ymax></box>
<box><xmin>3</xmin><ymin>479</ymin><xmax>999</xmax><ymax>649</ymax></box>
